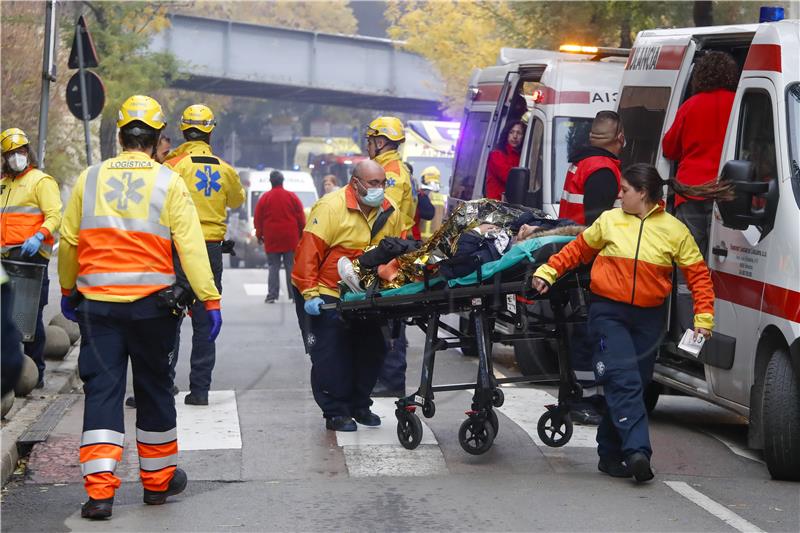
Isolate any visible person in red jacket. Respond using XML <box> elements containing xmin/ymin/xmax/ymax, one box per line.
<box><xmin>485</xmin><ymin>120</ymin><xmax>525</xmax><ymax>200</ymax></box>
<box><xmin>254</xmin><ymin>170</ymin><xmax>306</xmax><ymax>303</ymax></box>
<box><xmin>662</xmin><ymin>51</ymin><xmax>738</xmax><ymax>258</ymax></box>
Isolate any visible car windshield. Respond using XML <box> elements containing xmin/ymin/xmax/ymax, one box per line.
<box><xmin>551</xmin><ymin>117</ymin><xmax>593</xmax><ymax>204</ymax></box>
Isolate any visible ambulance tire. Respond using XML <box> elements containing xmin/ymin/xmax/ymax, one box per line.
<box><xmin>43</xmin><ymin>325</ymin><xmax>70</xmax><ymax>360</ymax></box>
<box><xmin>644</xmin><ymin>381</ymin><xmax>662</xmax><ymax>415</ymax></box>
<box><xmin>513</xmin><ymin>338</ymin><xmax>559</xmax><ymax>378</ymax></box>
<box><xmin>49</xmin><ymin>314</ymin><xmax>80</xmax><ymax>344</ymax></box>
<box><xmin>761</xmin><ymin>348</ymin><xmax>800</xmax><ymax>481</ymax></box>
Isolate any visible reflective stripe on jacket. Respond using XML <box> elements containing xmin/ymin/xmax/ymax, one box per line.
<box><xmin>292</xmin><ymin>185</ymin><xmax>405</xmax><ymax>299</ymax></box>
<box><xmin>534</xmin><ymin>206</ymin><xmax>714</xmax><ymax>330</ymax></box>
<box><xmin>375</xmin><ymin>150</ymin><xmax>416</xmax><ymax>231</ymax></box>
<box><xmin>559</xmin><ymin>155</ymin><xmax>621</xmax><ymax>225</ymax></box>
<box><xmin>0</xmin><ymin>167</ymin><xmax>62</xmax><ymax>258</ymax></box>
<box><xmin>58</xmin><ymin>151</ymin><xmax>221</xmax><ymax>306</ymax></box>
<box><xmin>164</xmin><ymin>141</ymin><xmax>245</xmax><ymax>241</ymax></box>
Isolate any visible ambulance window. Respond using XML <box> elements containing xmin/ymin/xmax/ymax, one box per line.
<box><xmin>735</xmin><ymin>90</ymin><xmax>777</xmax><ymax>211</ymax></box>
<box><xmin>450</xmin><ymin>111</ymin><xmax>491</xmax><ymax>201</ymax></box>
<box><xmin>551</xmin><ymin>117</ymin><xmax>593</xmax><ymax>203</ymax></box>
<box><xmin>527</xmin><ymin>117</ymin><xmax>544</xmax><ymax>193</ymax></box>
<box><xmin>617</xmin><ymin>86</ymin><xmax>671</xmax><ymax>167</ymax></box>
<box><xmin>787</xmin><ymin>83</ymin><xmax>800</xmax><ymax>209</ymax></box>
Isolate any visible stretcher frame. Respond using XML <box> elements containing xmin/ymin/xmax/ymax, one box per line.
<box><xmin>328</xmin><ymin>259</ymin><xmax>591</xmax><ymax>455</ymax></box>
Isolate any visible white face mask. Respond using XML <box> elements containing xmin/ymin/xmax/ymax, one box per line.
<box><xmin>7</xmin><ymin>153</ymin><xmax>27</xmax><ymax>172</ymax></box>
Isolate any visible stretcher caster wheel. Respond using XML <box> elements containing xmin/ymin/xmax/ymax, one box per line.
<box><xmin>421</xmin><ymin>400</ymin><xmax>436</xmax><ymax>418</ymax></box>
<box><xmin>492</xmin><ymin>388</ymin><xmax>505</xmax><ymax>408</ymax></box>
<box><xmin>396</xmin><ymin>410</ymin><xmax>423</xmax><ymax>450</ymax></box>
<box><xmin>487</xmin><ymin>409</ymin><xmax>499</xmax><ymax>436</ymax></box>
<box><xmin>458</xmin><ymin>417</ymin><xmax>495</xmax><ymax>455</ymax></box>
<box><xmin>537</xmin><ymin>410</ymin><xmax>573</xmax><ymax>447</ymax></box>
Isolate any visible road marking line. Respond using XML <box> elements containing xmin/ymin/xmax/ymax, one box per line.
<box><xmin>176</xmin><ymin>391</ymin><xmax>242</xmax><ymax>451</ymax></box>
<box><xmin>497</xmin><ymin>388</ymin><xmax>597</xmax><ymax>449</ymax></box>
<box><xmin>243</xmin><ymin>283</ymin><xmax>268</xmax><ymax>296</ymax></box>
<box><xmin>703</xmin><ymin>431</ymin><xmax>765</xmax><ymax>465</ymax></box>
<box><xmin>664</xmin><ymin>481</ymin><xmax>766</xmax><ymax>533</ymax></box>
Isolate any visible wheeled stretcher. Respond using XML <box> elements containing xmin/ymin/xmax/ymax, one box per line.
<box><xmin>328</xmin><ymin>235</ymin><xmax>592</xmax><ymax>455</ymax></box>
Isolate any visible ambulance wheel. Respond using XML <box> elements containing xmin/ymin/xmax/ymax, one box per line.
<box><xmin>762</xmin><ymin>348</ymin><xmax>800</xmax><ymax>481</ymax></box>
<box><xmin>396</xmin><ymin>410</ymin><xmax>423</xmax><ymax>450</ymax></box>
<box><xmin>487</xmin><ymin>409</ymin><xmax>499</xmax><ymax>436</ymax></box>
<box><xmin>492</xmin><ymin>388</ymin><xmax>505</xmax><ymax>407</ymax></box>
<box><xmin>644</xmin><ymin>381</ymin><xmax>662</xmax><ymax>415</ymax></box>
<box><xmin>422</xmin><ymin>400</ymin><xmax>436</xmax><ymax>418</ymax></box>
<box><xmin>537</xmin><ymin>410</ymin><xmax>573</xmax><ymax>447</ymax></box>
<box><xmin>458</xmin><ymin>417</ymin><xmax>495</xmax><ymax>455</ymax></box>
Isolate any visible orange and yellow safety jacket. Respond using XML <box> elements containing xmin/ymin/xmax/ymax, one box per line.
<box><xmin>534</xmin><ymin>205</ymin><xmax>714</xmax><ymax>330</ymax></box>
<box><xmin>292</xmin><ymin>185</ymin><xmax>405</xmax><ymax>300</ymax></box>
<box><xmin>0</xmin><ymin>167</ymin><xmax>62</xmax><ymax>259</ymax></box>
<box><xmin>375</xmin><ymin>150</ymin><xmax>416</xmax><ymax>231</ymax></box>
<box><xmin>58</xmin><ymin>151</ymin><xmax>221</xmax><ymax>308</ymax></box>
<box><xmin>164</xmin><ymin>141</ymin><xmax>245</xmax><ymax>241</ymax></box>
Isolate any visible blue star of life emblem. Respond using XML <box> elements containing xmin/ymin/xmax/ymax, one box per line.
<box><xmin>386</xmin><ymin>177</ymin><xmax>396</xmax><ymax>188</ymax></box>
<box><xmin>105</xmin><ymin>172</ymin><xmax>144</xmax><ymax>210</ymax></box>
<box><xmin>195</xmin><ymin>165</ymin><xmax>222</xmax><ymax>197</ymax></box>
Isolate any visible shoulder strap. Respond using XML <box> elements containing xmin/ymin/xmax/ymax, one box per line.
<box><xmin>370</xmin><ymin>205</ymin><xmax>395</xmax><ymax>240</ymax></box>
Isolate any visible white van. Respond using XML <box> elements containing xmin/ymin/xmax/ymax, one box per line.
<box><xmin>227</xmin><ymin>169</ymin><xmax>318</xmax><ymax>268</ymax></box>
<box><xmin>615</xmin><ymin>17</ymin><xmax>799</xmax><ymax>480</ymax></box>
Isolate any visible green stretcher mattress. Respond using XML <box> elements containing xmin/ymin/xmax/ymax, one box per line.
<box><xmin>341</xmin><ymin>235</ymin><xmax>575</xmax><ymax>302</ymax></box>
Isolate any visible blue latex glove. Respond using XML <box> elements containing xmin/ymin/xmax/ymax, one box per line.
<box><xmin>20</xmin><ymin>232</ymin><xmax>44</xmax><ymax>256</ymax></box>
<box><xmin>304</xmin><ymin>297</ymin><xmax>324</xmax><ymax>316</ymax></box>
<box><xmin>60</xmin><ymin>295</ymin><xmax>78</xmax><ymax>322</ymax></box>
<box><xmin>207</xmin><ymin>309</ymin><xmax>222</xmax><ymax>342</ymax></box>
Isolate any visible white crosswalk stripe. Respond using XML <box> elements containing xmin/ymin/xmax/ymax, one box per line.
<box><xmin>176</xmin><ymin>391</ymin><xmax>242</xmax><ymax>451</ymax></box>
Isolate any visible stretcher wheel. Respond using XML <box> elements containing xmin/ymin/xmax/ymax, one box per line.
<box><xmin>492</xmin><ymin>388</ymin><xmax>505</xmax><ymax>407</ymax></box>
<box><xmin>396</xmin><ymin>410</ymin><xmax>423</xmax><ymax>450</ymax></box>
<box><xmin>458</xmin><ymin>417</ymin><xmax>495</xmax><ymax>455</ymax></box>
<box><xmin>536</xmin><ymin>410</ymin><xmax>573</xmax><ymax>447</ymax></box>
<box><xmin>422</xmin><ymin>400</ymin><xmax>436</xmax><ymax>418</ymax></box>
<box><xmin>487</xmin><ymin>409</ymin><xmax>499</xmax><ymax>436</ymax></box>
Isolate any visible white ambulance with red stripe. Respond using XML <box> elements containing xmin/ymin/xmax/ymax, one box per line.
<box><xmin>617</xmin><ymin>17</ymin><xmax>799</xmax><ymax>480</ymax></box>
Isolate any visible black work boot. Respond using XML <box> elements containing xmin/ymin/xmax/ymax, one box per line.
<box><xmin>627</xmin><ymin>452</ymin><xmax>655</xmax><ymax>483</ymax></box>
<box><xmin>353</xmin><ymin>408</ymin><xmax>381</xmax><ymax>427</ymax></box>
<box><xmin>143</xmin><ymin>467</ymin><xmax>187</xmax><ymax>505</ymax></box>
<box><xmin>184</xmin><ymin>393</ymin><xmax>208</xmax><ymax>406</ymax></box>
<box><xmin>325</xmin><ymin>416</ymin><xmax>357</xmax><ymax>432</ymax></box>
<box><xmin>81</xmin><ymin>497</ymin><xmax>113</xmax><ymax>519</ymax></box>
<box><xmin>598</xmin><ymin>458</ymin><xmax>632</xmax><ymax>478</ymax></box>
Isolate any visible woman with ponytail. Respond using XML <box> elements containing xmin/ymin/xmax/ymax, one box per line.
<box><xmin>531</xmin><ymin>163</ymin><xmax>732</xmax><ymax>483</ymax></box>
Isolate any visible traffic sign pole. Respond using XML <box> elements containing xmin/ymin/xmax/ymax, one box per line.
<box><xmin>75</xmin><ymin>15</ymin><xmax>93</xmax><ymax>165</ymax></box>
<box><xmin>37</xmin><ymin>0</ymin><xmax>58</xmax><ymax>169</ymax></box>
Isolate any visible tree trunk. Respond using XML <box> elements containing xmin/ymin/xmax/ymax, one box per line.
<box><xmin>619</xmin><ymin>12</ymin><xmax>632</xmax><ymax>48</ymax></box>
<box><xmin>99</xmin><ymin>111</ymin><xmax>117</xmax><ymax>160</ymax></box>
<box><xmin>693</xmin><ymin>1</ymin><xmax>714</xmax><ymax>27</ymax></box>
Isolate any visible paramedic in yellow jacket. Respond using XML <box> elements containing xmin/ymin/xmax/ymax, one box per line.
<box><xmin>58</xmin><ymin>95</ymin><xmax>222</xmax><ymax>519</ymax></box>
<box><xmin>160</xmin><ymin>104</ymin><xmax>244</xmax><ymax>406</ymax></box>
<box><xmin>292</xmin><ymin>160</ymin><xmax>405</xmax><ymax>432</ymax></box>
<box><xmin>0</xmin><ymin>128</ymin><xmax>62</xmax><ymax>387</ymax></box>
<box><xmin>366</xmin><ymin>117</ymin><xmax>416</xmax><ymax>230</ymax></box>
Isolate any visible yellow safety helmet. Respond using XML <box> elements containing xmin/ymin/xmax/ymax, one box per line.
<box><xmin>0</xmin><ymin>128</ymin><xmax>30</xmax><ymax>154</ymax></box>
<box><xmin>180</xmin><ymin>104</ymin><xmax>216</xmax><ymax>133</ymax></box>
<box><xmin>420</xmin><ymin>166</ymin><xmax>441</xmax><ymax>185</ymax></box>
<box><xmin>116</xmin><ymin>95</ymin><xmax>166</xmax><ymax>131</ymax></box>
<box><xmin>366</xmin><ymin>116</ymin><xmax>405</xmax><ymax>143</ymax></box>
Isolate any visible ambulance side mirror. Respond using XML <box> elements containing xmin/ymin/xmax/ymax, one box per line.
<box><xmin>505</xmin><ymin>167</ymin><xmax>529</xmax><ymax>206</ymax></box>
<box><xmin>717</xmin><ymin>160</ymin><xmax>776</xmax><ymax>232</ymax></box>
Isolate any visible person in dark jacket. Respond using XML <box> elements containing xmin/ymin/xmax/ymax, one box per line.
<box><xmin>485</xmin><ymin>121</ymin><xmax>526</xmax><ymax>200</ymax></box>
<box><xmin>254</xmin><ymin>170</ymin><xmax>306</xmax><ymax>303</ymax></box>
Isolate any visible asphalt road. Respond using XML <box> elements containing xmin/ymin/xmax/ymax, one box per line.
<box><xmin>2</xmin><ymin>265</ymin><xmax>798</xmax><ymax>532</ymax></box>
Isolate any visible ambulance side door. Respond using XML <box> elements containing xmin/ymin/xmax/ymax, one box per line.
<box><xmin>475</xmin><ymin>70</ymin><xmax>520</xmax><ymax>196</ymax></box>
<box><xmin>518</xmin><ymin>108</ymin><xmax>547</xmax><ymax>210</ymax></box>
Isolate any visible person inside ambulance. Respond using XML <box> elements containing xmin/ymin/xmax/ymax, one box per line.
<box><xmin>485</xmin><ymin>120</ymin><xmax>526</xmax><ymax>201</ymax></box>
<box><xmin>58</xmin><ymin>95</ymin><xmax>222</xmax><ymax>519</ymax></box>
<box><xmin>662</xmin><ymin>51</ymin><xmax>738</xmax><ymax>259</ymax></box>
<box><xmin>0</xmin><ymin>128</ymin><xmax>62</xmax><ymax>388</ymax></box>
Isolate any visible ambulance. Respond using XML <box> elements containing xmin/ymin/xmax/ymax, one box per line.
<box><xmin>615</xmin><ymin>14</ymin><xmax>799</xmax><ymax>480</ymax></box>
<box><xmin>448</xmin><ymin>46</ymin><xmax>627</xmax><ymax>217</ymax></box>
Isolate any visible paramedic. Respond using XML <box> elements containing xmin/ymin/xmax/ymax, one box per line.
<box><xmin>485</xmin><ymin>120</ymin><xmax>525</xmax><ymax>201</ymax></box>
<box><xmin>532</xmin><ymin>163</ymin><xmax>729</xmax><ymax>483</ymax></box>
<box><xmin>292</xmin><ymin>160</ymin><xmax>405</xmax><ymax>431</ymax></box>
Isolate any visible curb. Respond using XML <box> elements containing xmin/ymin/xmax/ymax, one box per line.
<box><xmin>1</xmin><ymin>342</ymin><xmax>81</xmax><ymax>486</ymax></box>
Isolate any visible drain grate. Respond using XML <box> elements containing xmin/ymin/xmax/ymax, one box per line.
<box><xmin>17</xmin><ymin>396</ymin><xmax>77</xmax><ymax>445</ymax></box>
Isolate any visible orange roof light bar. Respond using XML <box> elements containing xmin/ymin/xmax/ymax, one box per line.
<box><xmin>560</xmin><ymin>44</ymin><xmax>599</xmax><ymax>54</ymax></box>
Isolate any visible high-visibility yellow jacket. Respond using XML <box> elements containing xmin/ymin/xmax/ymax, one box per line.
<box><xmin>164</xmin><ymin>141</ymin><xmax>244</xmax><ymax>241</ymax></box>
<box><xmin>0</xmin><ymin>167</ymin><xmax>62</xmax><ymax>259</ymax></box>
<box><xmin>292</xmin><ymin>185</ymin><xmax>405</xmax><ymax>299</ymax></box>
<box><xmin>534</xmin><ymin>205</ymin><xmax>714</xmax><ymax>330</ymax></box>
<box><xmin>375</xmin><ymin>150</ymin><xmax>416</xmax><ymax>231</ymax></box>
<box><xmin>58</xmin><ymin>151</ymin><xmax>221</xmax><ymax>307</ymax></box>
<box><xmin>420</xmin><ymin>190</ymin><xmax>446</xmax><ymax>240</ymax></box>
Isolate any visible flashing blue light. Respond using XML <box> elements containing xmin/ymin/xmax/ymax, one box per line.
<box><xmin>759</xmin><ymin>6</ymin><xmax>784</xmax><ymax>22</ymax></box>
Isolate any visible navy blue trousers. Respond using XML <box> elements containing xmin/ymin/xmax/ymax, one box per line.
<box><xmin>376</xmin><ymin>321</ymin><xmax>407</xmax><ymax>392</ymax></box>
<box><xmin>588</xmin><ymin>298</ymin><xmax>666</xmax><ymax>461</ymax></box>
<box><xmin>303</xmin><ymin>295</ymin><xmax>386</xmax><ymax>418</ymax></box>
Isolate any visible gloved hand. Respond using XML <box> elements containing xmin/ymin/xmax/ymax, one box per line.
<box><xmin>207</xmin><ymin>309</ymin><xmax>222</xmax><ymax>342</ymax></box>
<box><xmin>304</xmin><ymin>297</ymin><xmax>324</xmax><ymax>316</ymax></box>
<box><xmin>60</xmin><ymin>295</ymin><xmax>78</xmax><ymax>323</ymax></box>
<box><xmin>20</xmin><ymin>232</ymin><xmax>44</xmax><ymax>256</ymax></box>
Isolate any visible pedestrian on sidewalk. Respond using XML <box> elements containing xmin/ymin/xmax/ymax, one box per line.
<box><xmin>254</xmin><ymin>170</ymin><xmax>305</xmax><ymax>303</ymax></box>
<box><xmin>532</xmin><ymin>163</ymin><xmax>730</xmax><ymax>483</ymax></box>
<box><xmin>59</xmin><ymin>95</ymin><xmax>223</xmax><ymax>519</ymax></box>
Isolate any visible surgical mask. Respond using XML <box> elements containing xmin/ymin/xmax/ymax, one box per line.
<box><xmin>7</xmin><ymin>153</ymin><xmax>27</xmax><ymax>172</ymax></box>
<box><xmin>354</xmin><ymin>178</ymin><xmax>385</xmax><ymax>207</ymax></box>
<box><xmin>422</xmin><ymin>182</ymin><xmax>441</xmax><ymax>193</ymax></box>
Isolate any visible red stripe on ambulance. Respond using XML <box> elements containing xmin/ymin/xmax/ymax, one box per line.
<box><xmin>475</xmin><ymin>83</ymin><xmax>503</xmax><ymax>102</ymax></box>
<box><xmin>712</xmin><ymin>270</ymin><xmax>800</xmax><ymax>324</ymax></box>
<box><xmin>626</xmin><ymin>44</ymin><xmax>687</xmax><ymax>71</ymax></box>
<box><xmin>743</xmin><ymin>44</ymin><xmax>782</xmax><ymax>72</ymax></box>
